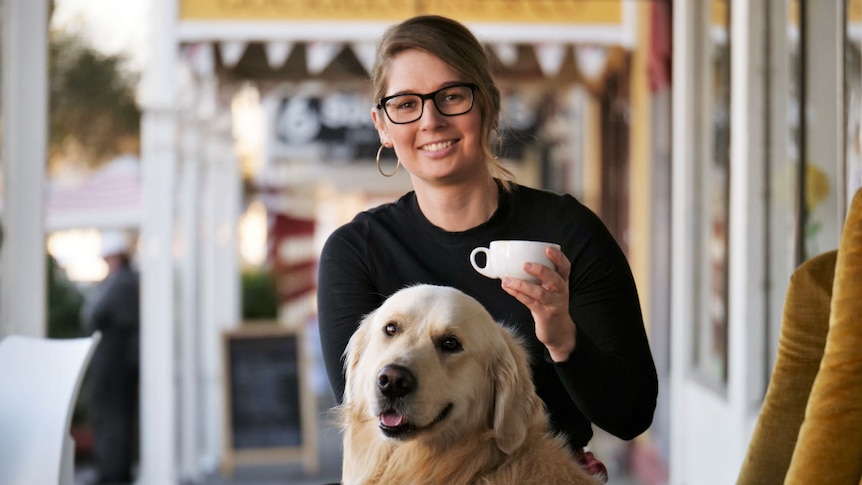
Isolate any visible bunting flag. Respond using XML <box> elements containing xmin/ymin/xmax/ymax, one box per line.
<box><xmin>264</xmin><ymin>41</ymin><xmax>294</xmax><ymax>69</ymax></box>
<box><xmin>201</xmin><ymin>41</ymin><xmax>609</xmax><ymax>79</ymax></box>
<box><xmin>305</xmin><ymin>41</ymin><xmax>342</xmax><ymax>75</ymax></box>
<box><xmin>575</xmin><ymin>44</ymin><xmax>609</xmax><ymax>84</ymax></box>
<box><xmin>535</xmin><ymin>43</ymin><xmax>568</xmax><ymax>77</ymax></box>
<box><xmin>185</xmin><ymin>42</ymin><xmax>215</xmax><ymax>77</ymax></box>
<box><xmin>350</xmin><ymin>41</ymin><xmax>376</xmax><ymax>75</ymax></box>
<box><xmin>491</xmin><ymin>43</ymin><xmax>519</xmax><ymax>67</ymax></box>
<box><xmin>219</xmin><ymin>41</ymin><xmax>247</xmax><ymax>67</ymax></box>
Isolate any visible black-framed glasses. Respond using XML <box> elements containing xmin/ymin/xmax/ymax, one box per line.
<box><xmin>377</xmin><ymin>83</ymin><xmax>477</xmax><ymax>124</ymax></box>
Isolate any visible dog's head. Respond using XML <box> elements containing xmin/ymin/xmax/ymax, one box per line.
<box><xmin>342</xmin><ymin>284</ymin><xmax>543</xmax><ymax>454</ymax></box>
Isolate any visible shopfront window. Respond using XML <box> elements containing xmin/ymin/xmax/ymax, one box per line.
<box><xmin>693</xmin><ymin>0</ymin><xmax>730</xmax><ymax>387</ymax></box>
<box><xmin>765</xmin><ymin>0</ymin><xmax>804</xmax><ymax>373</ymax></box>
<box><xmin>847</xmin><ymin>0</ymin><xmax>862</xmax><ymax>202</ymax></box>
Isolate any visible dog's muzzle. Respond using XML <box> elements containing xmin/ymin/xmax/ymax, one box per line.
<box><xmin>374</xmin><ymin>363</ymin><xmax>453</xmax><ymax>438</ymax></box>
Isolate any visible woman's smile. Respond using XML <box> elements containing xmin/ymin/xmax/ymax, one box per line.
<box><xmin>419</xmin><ymin>139</ymin><xmax>457</xmax><ymax>155</ymax></box>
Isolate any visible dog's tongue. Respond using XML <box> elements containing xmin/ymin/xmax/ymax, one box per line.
<box><xmin>380</xmin><ymin>411</ymin><xmax>404</xmax><ymax>427</ymax></box>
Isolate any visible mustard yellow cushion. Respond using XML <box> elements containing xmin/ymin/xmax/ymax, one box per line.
<box><xmin>786</xmin><ymin>189</ymin><xmax>862</xmax><ymax>485</ymax></box>
<box><xmin>736</xmin><ymin>250</ymin><xmax>836</xmax><ymax>485</ymax></box>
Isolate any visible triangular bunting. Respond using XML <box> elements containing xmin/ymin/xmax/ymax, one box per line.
<box><xmin>265</xmin><ymin>42</ymin><xmax>295</xmax><ymax>69</ymax></box>
<box><xmin>306</xmin><ymin>42</ymin><xmax>342</xmax><ymax>75</ymax></box>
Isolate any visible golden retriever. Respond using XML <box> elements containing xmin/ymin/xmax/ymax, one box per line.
<box><xmin>338</xmin><ymin>284</ymin><xmax>603</xmax><ymax>485</ymax></box>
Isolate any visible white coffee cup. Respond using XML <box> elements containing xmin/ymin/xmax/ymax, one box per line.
<box><xmin>469</xmin><ymin>240</ymin><xmax>560</xmax><ymax>283</ymax></box>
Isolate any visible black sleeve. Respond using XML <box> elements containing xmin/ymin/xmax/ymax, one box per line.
<box><xmin>553</xmin><ymin>215</ymin><xmax>658</xmax><ymax>440</ymax></box>
<box><xmin>316</xmin><ymin>223</ymin><xmax>382</xmax><ymax>403</ymax></box>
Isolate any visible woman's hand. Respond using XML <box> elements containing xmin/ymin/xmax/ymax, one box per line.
<box><xmin>501</xmin><ymin>246</ymin><xmax>576</xmax><ymax>362</ymax></box>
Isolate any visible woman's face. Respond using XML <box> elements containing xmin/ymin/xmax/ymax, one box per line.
<box><xmin>372</xmin><ymin>49</ymin><xmax>486</xmax><ymax>186</ymax></box>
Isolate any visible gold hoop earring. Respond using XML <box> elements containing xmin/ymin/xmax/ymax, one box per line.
<box><xmin>376</xmin><ymin>145</ymin><xmax>400</xmax><ymax>177</ymax></box>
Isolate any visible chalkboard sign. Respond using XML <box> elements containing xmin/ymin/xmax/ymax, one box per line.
<box><xmin>221</xmin><ymin>324</ymin><xmax>318</xmax><ymax>477</ymax></box>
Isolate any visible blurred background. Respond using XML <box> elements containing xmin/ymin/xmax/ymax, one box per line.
<box><xmin>1</xmin><ymin>1</ymin><xmax>861</xmax><ymax>484</ymax></box>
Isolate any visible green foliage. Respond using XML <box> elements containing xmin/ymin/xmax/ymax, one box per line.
<box><xmin>48</xmin><ymin>31</ymin><xmax>141</xmax><ymax>168</ymax></box>
<box><xmin>47</xmin><ymin>254</ymin><xmax>84</xmax><ymax>339</ymax></box>
<box><xmin>241</xmin><ymin>270</ymin><xmax>280</xmax><ymax>320</ymax></box>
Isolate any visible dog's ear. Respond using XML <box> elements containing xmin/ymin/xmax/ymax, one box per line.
<box><xmin>492</xmin><ymin>327</ymin><xmax>543</xmax><ymax>455</ymax></box>
<box><xmin>342</xmin><ymin>312</ymin><xmax>372</xmax><ymax>406</ymax></box>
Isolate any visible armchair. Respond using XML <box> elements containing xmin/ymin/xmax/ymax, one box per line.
<box><xmin>737</xmin><ymin>188</ymin><xmax>862</xmax><ymax>484</ymax></box>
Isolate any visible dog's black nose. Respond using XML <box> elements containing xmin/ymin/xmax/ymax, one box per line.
<box><xmin>377</xmin><ymin>364</ymin><xmax>416</xmax><ymax>398</ymax></box>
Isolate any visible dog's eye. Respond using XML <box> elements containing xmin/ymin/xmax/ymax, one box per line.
<box><xmin>438</xmin><ymin>336</ymin><xmax>463</xmax><ymax>353</ymax></box>
<box><xmin>384</xmin><ymin>321</ymin><xmax>398</xmax><ymax>336</ymax></box>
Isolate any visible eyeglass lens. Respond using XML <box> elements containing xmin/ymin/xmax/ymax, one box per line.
<box><xmin>383</xmin><ymin>85</ymin><xmax>474</xmax><ymax>124</ymax></box>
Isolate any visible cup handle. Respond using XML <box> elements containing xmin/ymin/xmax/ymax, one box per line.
<box><xmin>470</xmin><ymin>247</ymin><xmax>494</xmax><ymax>278</ymax></box>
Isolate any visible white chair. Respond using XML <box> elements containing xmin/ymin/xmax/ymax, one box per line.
<box><xmin>0</xmin><ymin>332</ymin><xmax>101</xmax><ymax>485</ymax></box>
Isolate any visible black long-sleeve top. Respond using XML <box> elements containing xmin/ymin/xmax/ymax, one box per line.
<box><xmin>317</xmin><ymin>182</ymin><xmax>658</xmax><ymax>448</ymax></box>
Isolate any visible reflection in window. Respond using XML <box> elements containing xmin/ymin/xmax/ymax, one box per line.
<box><xmin>847</xmin><ymin>1</ymin><xmax>862</xmax><ymax>204</ymax></box>
<box><xmin>693</xmin><ymin>0</ymin><xmax>730</xmax><ymax>386</ymax></box>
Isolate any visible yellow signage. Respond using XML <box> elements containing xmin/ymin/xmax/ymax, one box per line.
<box><xmin>851</xmin><ymin>0</ymin><xmax>862</xmax><ymax>23</ymax></box>
<box><xmin>179</xmin><ymin>0</ymin><xmax>622</xmax><ymax>24</ymax></box>
<box><xmin>421</xmin><ymin>0</ymin><xmax>622</xmax><ymax>23</ymax></box>
<box><xmin>180</xmin><ymin>0</ymin><xmax>413</xmax><ymax>21</ymax></box>
<box><xmin>712</xmin><ymin>0</ymin><xmax>727</xmax><ymax>27</ymax></box>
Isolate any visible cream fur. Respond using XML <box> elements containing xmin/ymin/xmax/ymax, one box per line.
<box><xmin>338</xmin><ymin>284</ymin><xmax>602</xmax><ymax>485</ymax></box>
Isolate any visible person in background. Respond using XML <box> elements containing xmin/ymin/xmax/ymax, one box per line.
<box><xmin>82</xmin><ymin>230</ymin><xmax>140</xmax><ymax>485</ymax></box>
<box><xmin>316</xmin><ymin>15</ymin><xmax>658</xmax><ymax>482</ymax></box>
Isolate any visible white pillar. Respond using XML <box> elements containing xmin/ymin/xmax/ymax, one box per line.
<box><xmin>177</xmin><ymin>111</ymin><xmax>202</xmax><ymax>482</ymax></box>
<box><xmin>212</xmin><ymin>110</ymin><xmax>241</xmax><ymax>335</ymax></box>
<box><xmin>0</xmin><ymin>0</ymin><xmax>48</xmax><ymax>337</ymax></box>
<box><xmin>196</xmin><ymin>73</ymin><xmax>228</xmax><ymax>474</ymax></box>
<box><xmin>199</xmin><ymin>127</ymin><xmax>221</xmax><ymax>473</ymax></box>
<box><xmin>199</xmin><ymin>106</ymin><xmax>242</xmax><ymax>475</ymax></box>
<box><xmin>180</xmin><ymin>43</ymin><xmax>224</xmax><ymax>474</ymax></box>
<box><xmin>138</xmin><ymin>107</ymin><xmax>178</xmax><ymax>485</ymax></box>
<box><xmin>669</xmin><ymin>1</ymin><xmax>699</xmax><ymax>481</ymax></box>
<box><xmin>727</xmin><ymin>0</ymin><xmax>767</xmax><ymax>439</ymax></box>
<box><xmin>137</xmin><ymin>0</ymin><xmax>178</xmax><ymax>482</ymax></box>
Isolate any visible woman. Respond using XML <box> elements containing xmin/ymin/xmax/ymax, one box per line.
<box><xmin>317</xmin><ymin>14</ymin><xmax>657</xmax><ymax>479</ymax></box>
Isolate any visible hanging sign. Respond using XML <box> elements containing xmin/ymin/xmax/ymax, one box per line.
<box><xmin>266</xmin><ymin>86</ymin><xmax>380</xmax><ymax>163</ymax></box>
<box><xmin>180</xmin><ymin>0</ymin><xmax>622</xmax><ymax>25</ymax></box>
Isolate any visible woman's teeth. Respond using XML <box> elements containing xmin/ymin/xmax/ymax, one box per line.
<box><xmin>421</xmin><ymin>141</ymin><xmax>453</xmax><ymax>151</ymax></box>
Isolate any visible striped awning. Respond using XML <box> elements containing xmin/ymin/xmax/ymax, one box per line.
<box><xmin>45</xmin><ymin>155</ymin><xmax>141</xmax><ymax>232</ymax></box>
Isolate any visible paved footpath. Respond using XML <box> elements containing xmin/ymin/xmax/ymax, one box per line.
<box><xmin>74</xmin><ymin>395</ymin><xmax>344</xmax><ymax>485</ymax></box>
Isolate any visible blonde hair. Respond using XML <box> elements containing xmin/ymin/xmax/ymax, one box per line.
<box><xmin>371</xmin><ymin>15</ymin><xmax>515</xmax><ymax>191</ymax></box>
